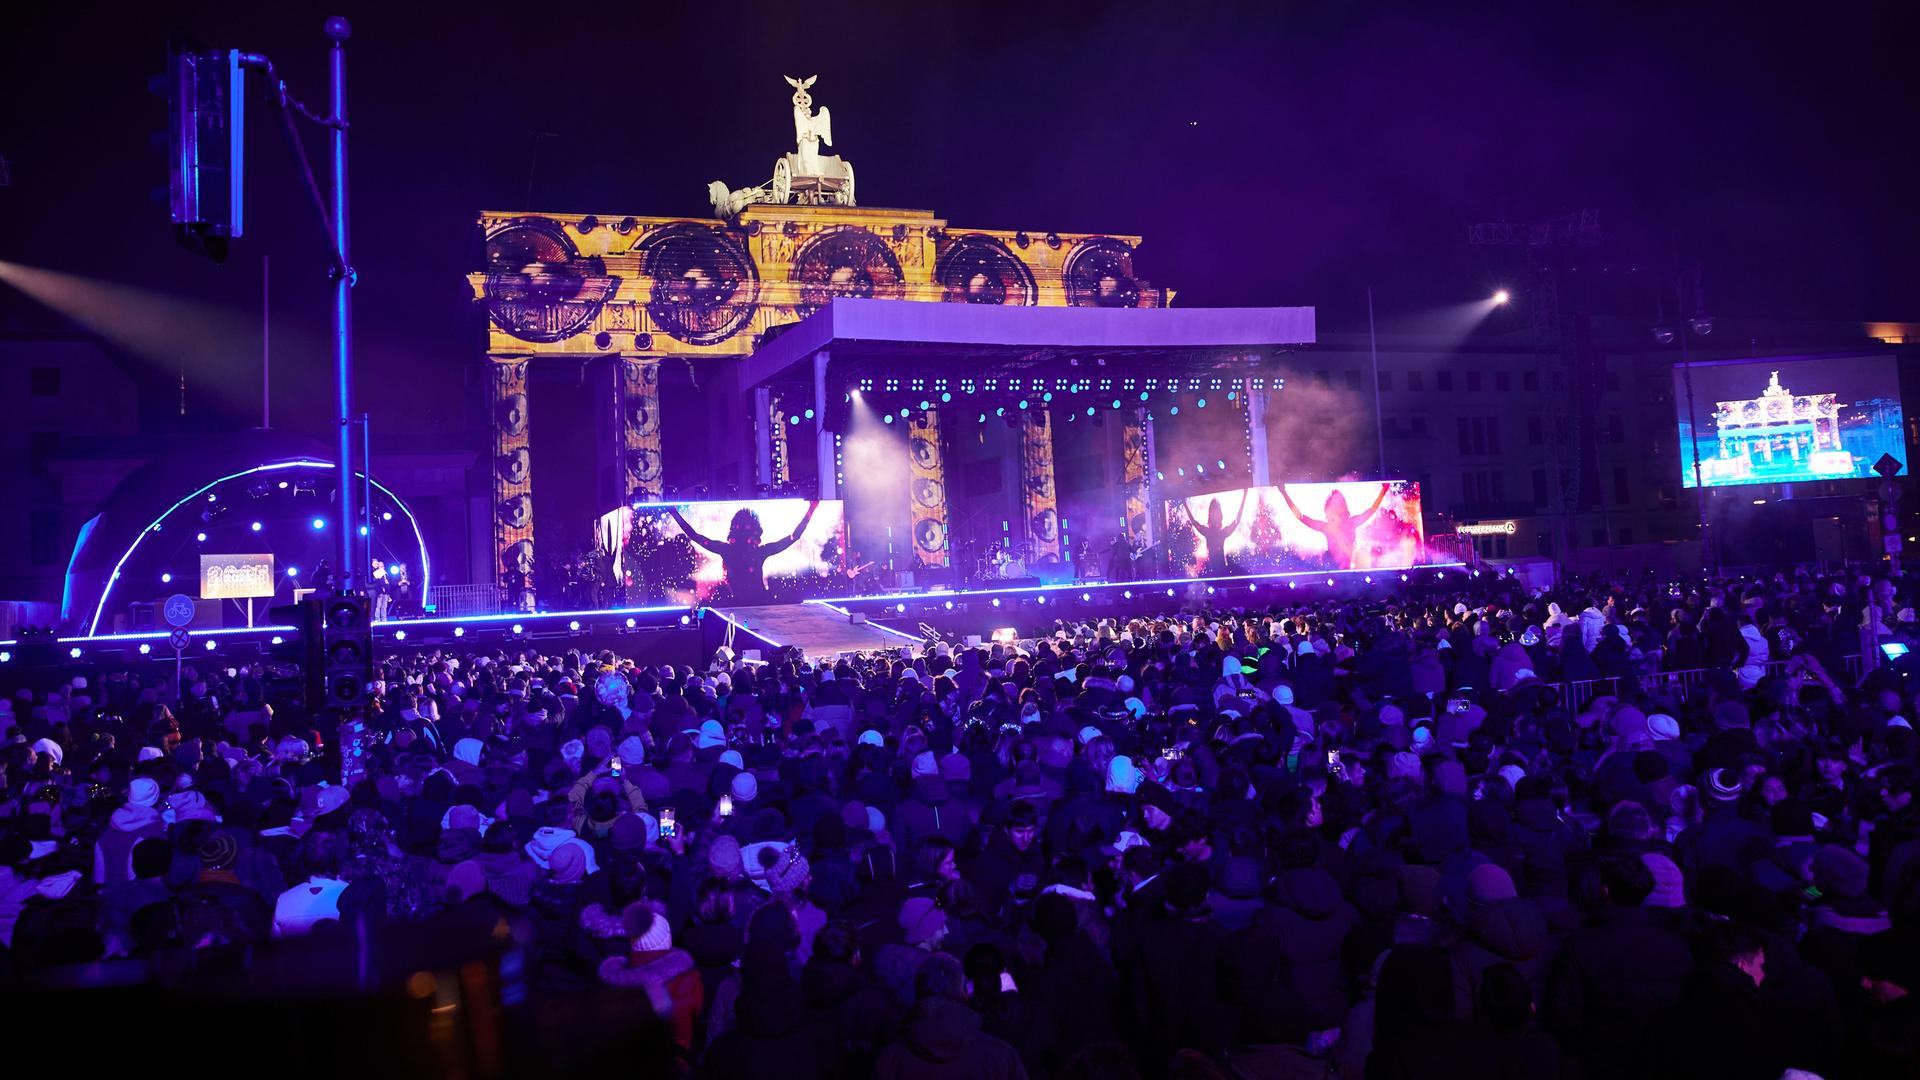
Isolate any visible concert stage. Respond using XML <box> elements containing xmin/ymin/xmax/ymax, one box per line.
<box><xmin>0</xmin><ymin>562</ymin><xmax>1472</xmax><ymax>671</ymax></box>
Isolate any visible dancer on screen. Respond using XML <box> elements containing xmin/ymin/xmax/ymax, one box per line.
<box><xmin>1184</xmin><ymin>491</ymin><xmax>1248</xmax><ymax>575</ymax></box>
<box><xmin>1281</xmin><ymin>484</ymin><xmax>1387</xmax><ymax>570</ymax></box>
<box><xmin>667</xmin><ymin>501</ymin><xmax>820</xmax><ymax>602</ymax></box>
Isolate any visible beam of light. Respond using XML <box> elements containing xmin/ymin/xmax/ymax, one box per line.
<box><xmin>1492</xmin><ymin>289</ymin><xmax>1511</xmax><ymax>305</ymax></box>
<box><xmin>0</xmin><ymin>260</ymin><xmax>266</xmax><ymax>410</ymax></box>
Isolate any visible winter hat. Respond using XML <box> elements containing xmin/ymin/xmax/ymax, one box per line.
<box><xmin>1466</xmin><ymin>862</ymin><xmax>1517</xmax><ymax>905</ymax></box>
<box><xmin>1106</xmin><ymin>756</ymin><xmax>1144</xmax><ymax>795</ymax></box>
<box><xmin>717</xmin><ymin>749</ymin><xmax>745</xmax><ymax>770</ymax></box>
<box><xmin>865</xmin><ymin>806</ymin><xmax>886</xmax><ymax>834</ymax></box>
<box><xmin>617</xmin><ymin>736</ymin><xmax>647</xmax><ymax>767</ymax></box>
<box><xmin>1388</xmin><ymin>752</ymin><xmax>1423</xmax><ymax>782</ymax></box>
<box><xmin>198</xmin><ymin>832</ymin><xmax>240</xmax><ymax>872</ymax></box>
<box><xmin>1218</xmin><ymin>856</ymin><xmax>1266</xmax><ymax>900</ymax></box>
<box><xmin>314</xmin><ymin>786</ymin><xmax>350</xmax><ymax>817</ymax></box>
<box><xmin>446</xmin><ymin>860</ymin><xmax>486</xmax><ymax>903</ymax></box>
<box><xmin>548</xmin><ymin>841</ymin><xmax>588</xmax><ymax>884</ymax></box>
<box><xmin>628</xmin><ymin>903</ymin><xmax>673</xmax><ymax>952</ymax></box>
<box><xmin>767</xmin><ymin>846</ymin><xmax>811</xmax><ymax>894</ymax></box>
<box><xmin>1641</xmin><ymin>853</ymin><xmax>1686</xmax><ymax>907</ymax></box>
<box><xmin>1610</xmin><ymin>706</ymin><xmax>1649</xmax><ymax>741</ymax></box>
<box><xmin>453</xmin><ymin>738</ymin><xmax>485</xmax><ymax>766</ymax></box>
<box><xmin>1607</xmin><ymin>801</ymin><xmax>1654</xmax><ymax>841</ymax></box>
<box><xmin>1272</xmin><ymin>685</ymin><xmax>1296</xmax><ymax>706</ymax></box>
<box><xmin>1813</xmin><ymin>845</ymin><xmax>1871</xmax><ymax>899</ymax></box>
<box><xmin>1433</xmin><ymin>760</ymin><xmax>1468</xmax><ymax>797</ymax></box>
<box><xmin>1704</xmin><ymin>768</ymin><xmax>1744</xmax><ymax>804</ymax></box>
<box><xmin>437</xmin><ymin>826</ymin><xmax>481</xmax><ymax>863</ymax></box>
<box><xmin>1497</xmin><ymin>764</ymin><xmax>1527</xmax><ymax>791</ymax></box>
<box><xmin>1378</xmin><ymin>704</ymin><xmax>1406</xmax><ymax>727</ymax></box>
<box><xmin>709</xmin><ymin>835</ymin><xmax>745</xmax><ymax>879</ymax></box>
<box><xmin>911</xmin><ymin>751</ymin><xmax>940</xmax><ymax>778</ymax></box>
<box><xmin>137</xmin><ymin>747</ymin><xmax>165</xmax><ymax>763</ymax></box>
<box><xmin>696</xmin><ymin>719</ymin><xmax>726</xmax><ymax>750</ymax></box>
<box><xmin>609</xmin><ymin>813</ymin><xmax>650</xmax><ymax>852</ymax></box>
<box><xmin>168</xmin><ymin>790</ymin><xmax>216</xmax><ymax>823</ymax></box>
<box><xmin>939</xmin><ymin>753</ymin><xmax>971</xmax><ymax>782</ymax></box>
<box><xmin>899</xmin><ymin>896</ymin><xmax>947</xmax><ymax>945</ymax></box>
<box><xmin>857</xmin><ymin>728</ymin><xmax>885</xmax><ymax>748</ymax></box>
<box><xmin>1646</xmin><ymin>713</ymin><xmax>1681</xmax><ymax>741</ymax></box>
<box><xmin>1078</xmin><ymin>725</ymin><xmax>1104</xmax><ymax>747</ymax></box>
<box><xmin>839</xmin><ymin>800</ymin><xmax>871</xmax><ymax>833</ymax></box>
<box><xmin>731</xmin><ymin>771</ymin><xmax>759</xmax><ymax>803</ymax></box>
<box><xmin>128</xmin><ymin>777</ymin><xmax>161</xmax><ymax>809</ymax></box>
<box><xmin>559</xmin><ymin>739</ymin><xmax>585</xmax><ymax>770</ymax></box>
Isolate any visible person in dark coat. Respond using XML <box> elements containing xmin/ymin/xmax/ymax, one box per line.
<box><xmin>1668</xmin><ymin>921</ymin><xmax>1784</xmax><ymax>1080</ymax></box>
<box><xmin>965</xmin><ymin>943</ymin><xmax>1059</xmax><ymax>1079</ymax></box>
<box><xmin>1023</xmin><ymin>892</ymin><xmax>1120</xmax><ymax>1060</ymax></box>
<box><xmin>874</xmin><ymin>953</ymin><xmax>1029</xmax><ymax>1080</ymax></box>
<box><xmin>1248</xmin><ymin>864</ymin><xmax>1360</xmax><ymax>1031</ymax></box>
<box><xmin>702</xmin><ymin>940</ymin><xmax>834</xmax><ymax>1080</ymax></box>
<box><xmin>1542</xmin><ymin>853</ymin><xmax>1693</xmax><ymax>1078</ymax></box>
<box><xmin>1125</xmin><ymin>863</ymin><xmax>1232</xmax><ymax>1066</ymax></box>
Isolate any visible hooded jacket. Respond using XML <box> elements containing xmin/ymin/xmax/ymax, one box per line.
<box><xmin>896</xmin><ymin>775</ymin><xmax>970</xmax><ymax>849</ymax></box>
<box><xmin>1249</xmin><ymin>866</ymin><xmax>1360</xmax><ymax>1030</ymax></box>
<box><xmin>93</xmin><ymin>804</ymin><xmax>163</xmax><ymax>886</ymax></box>
<box><xmin>600</xmin><ymin>946</ymin><xmax>703</xmax><ymax>1049</ymax></box>
<box><xmin>874</xmin><ymin>996</ymin><xmax>1028</xmax><ymax>1080</ymax></box>
<box><xmin>1448</xmin><ymin>896</ymin><xmax>1555</xmax><ymax>1020</ymax></box>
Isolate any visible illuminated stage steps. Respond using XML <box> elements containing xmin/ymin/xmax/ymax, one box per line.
<box><xmin>710</xmin><ymin>602</ymin><xmax>909</xmax><ymax>657</ymax></box>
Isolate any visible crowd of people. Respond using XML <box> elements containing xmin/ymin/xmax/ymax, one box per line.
<box><xmin>4</xmin><ymin>567</ymin><xmax>1920</xmax><ymax>1078</ymax></box>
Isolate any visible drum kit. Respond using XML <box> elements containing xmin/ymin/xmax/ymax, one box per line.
<box><xmin>981</xmin><ymin>543</ymin><xmax>1027</xmax><ymax>580</ymax></box>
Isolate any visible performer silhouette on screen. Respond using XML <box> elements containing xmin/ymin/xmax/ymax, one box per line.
<box><xmin>667</xmin><ymin>502</ymin><xmax>820</xmax><ymax>602</ymax></box>
<box><xmin>1281</xmin><ymin>484</ymin><xmax>1388</xmax><ymax>570</ymax></box>
<box><xmin>1184</xmin><ymin>491</ymin><xmax>1248</xmax><ymax>575</ymax></box>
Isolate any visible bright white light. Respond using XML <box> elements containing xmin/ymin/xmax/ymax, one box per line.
<box><xmin>896</xmin><ymin>603</ymin><xmax>907</xmax><ymax>613</ymax></box>
<box><xmin>625</xmin><ymin>617</ymin><xmax>637</xmax><ymax>628</ymax></box>
<box><xmin>1081</xmin><ymin>592</ymin><xmax>1092</xmax><ymax>601</ymax></box>
<box><xmin>270</xmin><ymin>636</ymin><xmax>284</xmax><ymax>645</ymax></box>
<box><xmin>204</xmin><ymin>640</ymin><xmax>217</xmax><ymax>651</ymax></box>
<box><xmin>286</xmin><ymin>567</ymin><xmax>299</xmax><ymax>578</ymax></box>
<box><xmin>394</xmin><ymin>630</ymin><xmax>407</xmax><ymax>641</ymax></box>
<box><xmin>196</xmin><ymin>532</ymin><xmax>207</xmax><ymax>542</ymax></box>
<box><xmin>568</xmin><ymin>620</ymin><xmax>581</xmax><ymax>631</ymax></box>
<box><xmin>679</xmin><ymin>614</ymin><xmax>692</xmax><ymax>625</ymax></box>
<box><xmin>510</xmin><ymin>623</ymin><xmax>523</xmax><ymax>634</ymax></box>
<box><xmin>991</xmin><ymin>598</ymin><xmax>1002</xmax><ymax>607</ymax></box>
<box><xmin>161</xmin><ymin>572</ymin><xmax>172</xmax><ymax>584</ymax></box>
<box><xmin>382</xmin><ymin>511</ymin><xmax>393</xmax><ymax>521</ymax></box>
<box><xmin>139</xmin><ymin>643</ymin><xmax>152</xmax><ymax>655</ymax></box>
<box><xmin>944</xmin><ymin>600</ymin><xmax>955</xmax><ymax>610</ymax></box>
<box><xmin>311</xmin><ymin>517</ymin><xmax>326</xmax><ymax>530</ymax></box>
<box><xmin>0</xmin><ymin>652</ymin><xmax>10</xmax><ymax>663</ymax></box>
<box><xmin>250</xmin><ymin>521</ymin><xmax>263</xmax><ymax>532</ymax></box>
<box><xmin>69</xmin><ymin>647</ymin><xmax>82</xmax><ymax>659</ymax></box>
<box><xmin>453</xmin><ymin>627</ymin><xmax>465</xmax><ymax>637</ymax></box>
<box><xmin>1492</xmin><ymin>289</ymin><xmax>1511</xmax><ymax>305</ymax></box>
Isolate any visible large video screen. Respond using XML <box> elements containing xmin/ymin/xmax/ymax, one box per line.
<box><xmin>1162</xmin><ymin>481</ymin><xmax>1425</xmax><ymax>577</ymax></box>
<box><xmin>598</xmin><ymin>499</ymin><xmax>848</xmax><ymax>604</ymax></box>
<box><xmin>1675</xmin><ymin>355</ymin><xmax>1905</xmax><ymax>488</ymax></box>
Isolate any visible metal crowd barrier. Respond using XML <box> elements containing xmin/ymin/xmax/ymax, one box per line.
<box><xmin>425</xmin><ymin>584</ymin><xmax>505</xmax><ymax>617</ymax></box>
<box><xmin>1550</xmin><ymin>656</ymin><xmax>1863</xmax><ymax>714</ymax></box>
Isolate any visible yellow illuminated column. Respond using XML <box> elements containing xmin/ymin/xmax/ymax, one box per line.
<box><xmin>1021</xmin><ymin>408</ymin><xmax>1061</xmax><ymax>564</ymax></box>
<box><xmin>909</xmin><ymin>408</ymin><xmax>949</xmax><ymax>568</ymax></box>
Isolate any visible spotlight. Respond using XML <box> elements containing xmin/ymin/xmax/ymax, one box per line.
<box><xmin>1170</xmin><ymin>406</ymin><xmax>1180</xmax><ymax>416</ymax></box>
<box><xmin>0</xmin><ymin>652</ymin><xmax>9</xmax><ymax>663</ymax></box>
<box><xmin>899</xmin><ymin>408</ymin><xmax>910</xmax><ymax>418</ymax></box>
<box><xmin>1166</xmin><ymin>588</ymin><xmax>1175</xmax><ymax>597</ymax></box>
<box><xmin>388</xmin><ymin>564</ymin><xmax>402</xmax><ymax>577</ymax></box>
<box><xmin>161</xmin><ymin>572</ymin><xmax>172</xmax><ymax>584</ymax></box>
<box><xmin>1288</xmin><ymin>581</ymin><xmax>1297</xmax><ymax>590</ymax></box>
<box><xmin>625</xmin><ymin>617</ymin><xmax>637</xmax><ymax>628</ymax></box>
<box><xmin>358</xmin><ymin>525</ymin><xmax>369</xmax><ymax>536</ymax></box>
<box><xmin>991</xmin><ymin>597</ymin><xmax>1002</xmax><ymax>607</ymax></box>
<box><xmin>1326</xmin><ymin>578</ymin><xmax>1334</xmax><ymax>586</ymax></box>
<box><xmin>311</xmin><ymin>517</ymin><xmax>326</xmax><ymax>530</ymax></box>
<box><xmin>1492</xmin><ymin>289</ymin><xmax>1511</xmax><ymax>305</ymax></box>
<box><xmin>568</xmin><ymin>620</ymin><xmax>581</xmax><ymax>631</ymax></box>
<box><xmin>1110</xmin><ymin>399</ymin><xmax>1121</xmax><ymax>409</ymax></box>
<box><xmin>1216</xmin><ymin>460</ymin><xmax>1226</xmax><ymax>469</ymax></box>
<box><xmin>1249</xmin><ymin>584</ymin><xmax>1258</xmax><ymax>592</ymax></box>
<box><xmin>944</xmin><ymin>600</ymin><xmax>954</xmax><ymax>610</ymax></box>
<box><xmin>69</xmin><ymin>647</ymin><xmax>83</xmax><ymax>659</ymax></box>
<box><xmin>995</xmin><ymin>407</ymin><xmax>1006</xmax><ymax>417</ymax></box>
<box><xmin>382</xmin><ymin>511</ymin><xmax>393</xmax><ymax>521</ymax></box>
<box><xmin>884</xmin><ymin>415</ymin><xmax>894</xmax><ymax>425</ymax></box>
<box><xmin>204</xmin><ymin>639</ymin><xmax>218</xmax><ymax>651</ymax></box>
<box><xmin>453</xmin><ymin>626</ymin><xmax>465</xmax><ymax>637</ymax></box>
<box><xmin>510</xmin><ymin>623</ymin><xmax>524</xmax><ymax>634</ymax></box>
<box><xmin>1364</xmin><ymin>575</ymin><xmax>1373</xmax><ymax>584</ymax></box>
<box><xmin>1018</xmin><ymin>399</ymin><xmax>1029</xmax><ymax>410</ymax></box>
<box><xmin>286</xmin><ymin>567</ymin><xmax>299</xmax><ymax>578</ymax></box>
<box><xmin>939</xmin><ymin>393</ymin><xmax>950</xmax><ymax>403</ymax></box>
<box><xmin>1123</xmin><ymin>590</ymin><xmax>1133</xmax><ymax>599</ymax></box>
<box><xmin>679</xmin><ymin>614</ymin><xmax>692</xmax><ymax>626</ymax></box>
<box><xmin>196</xmin><ymin>532</ymin><xmax>207</xmax><ymax>542</ymax></box>
<box><xmin>270</xmin><ymin>635</ymin><xmax>284</xmax><ymax>645</ymax></box>
<box><xmin>1086</xmin><ymin>407</ymin><xmax>1095</xmax><ymax>416</ymax></box>
<box><xmin>1139</xmin><ymin>391</ymin><xmax>1149</xmax><ymax>401</ymax></box>
<box><xmin>1196</xmin><ymin>398</ymin><xmax>1207</xmax><ymax>408</ymax></box>
<box><xmin>394</xmin><ymin>630</ymin><xmax>407</xmax><ymax>641</ymax></box>
<box><xmin>917</xmin><ymin>400</ymin><xmax>930</xmax><ymax>411</ymax></box>
<box><xmin>278</xmin><ymin>481</ymin><xmax>289</xmax><ymax>489</ymax></box>
<box><xmin>1401</xmin><ymin>573</ymin><xmax>1409</xmax><ymax>582</ymax></box>
<box><xmin>1081</xmin><ymin>592</ymin><xmax>1092</xmax><ymax>602</ymax></box>
<box><xmin>978</xmin><ymin>413</ymin><xmax>987</xmax><ymax>423</ymax></box>
<box><xmin>250</xmin><ymin>521</ymin><xmax>263</xmax><ymax>532</ymax></box>
<box><xmin>1197</xmin><ymin>464</ymin><xmax>1206</xmax><ymax>474</ymax></box>
<box><xmin>1036</xmin><ymin>596</ymin><xmax>1047</xmax><ymax>606</ymax></box>
<box><xmin>1206</xmin><ymin>586</ymin><xmax>1216</xmax><ymax>595</ymax></box>
<box><xmin>139</xmin><ymin>643</ymin><xmax>152</xmax><ymax>655</ymax></box>
<box><xmin>896</xmin><ymin>603</ymin><xmax>907</xmax><ymax>613</ymax></box>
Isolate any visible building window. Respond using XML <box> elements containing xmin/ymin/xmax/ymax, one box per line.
<box><xmin>1460</xmin><ymin>472</ymin><xmax>1476</xmax><ymax>506</ymax></box>
<box><xmin>29</xmin><ymin>509</ymin><xmax>60</xmax><ymax>566</ymax></box>
<box><xmin>1527</xmin><ymin>416</ymin><xmax>1543</xmax><ymax>446</ymax></box>
<box><xmin>1411</xmin><ymin>416</ymin><xmax>1427</xmax><ymax>436</ymax></box>
<box><xmin>1467</xmin><ymin>371</ymin><xmax>1483</xmax><ymax>392</ymax></box>
<box><xmin>1458</xmin><ymin>418</ymin><xmax>1473</xmax><ymax>456</ymax></box>
<box><xmin>1592</xmin><ymin>528</ymin><xmax>1608</xmax><ymax>547</ymax></box>
<box><xmin>1487</xmin><ymin>419</ymin><xmax>1502</xmax><ymax>454</ymax></box>
<box><xmin>1495</xmin><ymin>371</ymin><xmax>1511</xmax><ymax>391</ymax></box>
<box><xmin>1346</xmin><ymin>370</ymin><xmax>1364</xmax><ymax>392</ymax></box>
<box><xmin>1523</xmin><ymin>371</ymin><xmax>1539</xmax><ymax>392</ymax></box>
<box><xmin>1491</xmin><ymin>471</ymin><xmax>1506</xmax><ymax>503</ymax></box>
<box><xmin>1619</xmin><ymin>527</ymin><xmax>1634</xmax><ymax>544</ymax></box>
<box><xmin>1377</xmin><ymin>370</ymin><xmax>1392</xmax><ymax>392</ymax></box>
<box><xmin>1408</xmin><ymin>371</ymin><xmax>1425</xmax><ymax>392</ymax></box>
<box><xmin>27</xmin><ymin>431</ymin><xmax>60</xmax><ymax>465</ymax></box>
<box><xmin>1531</xmin><ymin>468</ymin><xmax>1548</xmax><ymax>505</ymax></box>
<box><xmin>30</xmin><ymin>367</ymin><xmax>60</xmax><ymax>397</ymax></box>
<box><xmin>1613</xmin><ymin>466</ymin><xmax>1631</xmax><ymax>506</ymax></box>
<box><xmin>1437</xmin><ymin>371</ymin><xmax>1454</xmax><ymax>392</ymax></box>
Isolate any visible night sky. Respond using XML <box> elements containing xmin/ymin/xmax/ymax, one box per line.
<box><xmin>3</xmin><ymin>1</ymin><xmax>1915</xmax><ymax>444</ymax></box>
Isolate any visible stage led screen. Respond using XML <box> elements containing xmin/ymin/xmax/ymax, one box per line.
<box><xmin>1163</xmin><ymin>481</ymin><xmax>1425</xmax><ymax>576</ymax></box>
<box><xmin>1674</xmin><ymin>355</ymin><xmax>1905</xmax><ymax>488</ymax></box>
<box><xmin>599</xmin><ymin>498</ymin><xmax>847</xmax><ymax>604</ymax></box>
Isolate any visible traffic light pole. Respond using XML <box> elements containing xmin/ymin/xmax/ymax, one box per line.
<box><xmin>326</xmin><ymin>17</ymin><xmax>358</xmax><ymax>595</ymax></box>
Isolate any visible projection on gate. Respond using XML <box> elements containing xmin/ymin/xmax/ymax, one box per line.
<box><xmin>1162</xmin><ymin>481</ymin><xmax>1425</xmax><ymax>577</ymax></box>
<box><xmin>1675</xmin><ymin>355</ymin><xmax>1906</xmax><ymax>488</ymax></box>
<box><xmin>599</xmin><ymin>498</ymin><xmax>847</xmax><ymax>604</ymax></box>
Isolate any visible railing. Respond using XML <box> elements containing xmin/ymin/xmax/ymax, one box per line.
<box><xmin>425</xmin><ymin>584</ymin><xmax>504</xmax><ymax>617</ymax></box>
<box><xmin>1551</xmin><ymin>655</ymin><xmax>1863</xmax><ymax>714</ymax></box>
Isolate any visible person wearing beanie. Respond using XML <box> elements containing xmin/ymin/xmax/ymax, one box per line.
<box><xmin>709</xmin><ymin>834</ymin><xmax>746</xmax><ymax>881</ymax></box>
<box><xmin>896</xmin><ymin>745</ymin><xmax>969</xmax><ymax>850</ymax></box>
<box><xmin>875</xmin><ymin>896</ymin><xmax>950</xmax><ymax>1006</ymax></box>
<box><xmin>1447</xmin><ymin>859</ymin><xmax>1553</xmax><ymax>1023</ymax></box>
<box><xmin>175</xmin><ymin>831</ymin><xmax>274</xmax><ymax>947</ymax></box>
<box><xmin>1640</xmin><ymin>852</ymin><xmax>1686</xmax><ymax>909</ymax></box>
<box><xmin>1676</xmin><ymin>767</ymin><xmax>1771</xmax><ymax>874</ymax></box>
<box><xmin>600</xmin><ymin>902</ymin><xmax>703</xmax><ymax>1049</ymax></box>
<box><xmin>94</xmin><ymin>778</ymin><xmax>165</xmax><ymax>886</ymax></box>
<box><xmin>874</xmin><ymin>951</ymin><xmax>1028</xmax><ymax>1080</ymax></box>
<box><xmin>97</xmin><ymin>837</ymin><xmax>175</xmax><ymax>955</ymax></box>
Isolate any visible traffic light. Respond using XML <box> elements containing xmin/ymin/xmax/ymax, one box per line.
<box><xmin>166</xmin><ymin>36</ymin><xmax>246</xmax><ymax>260</ymax></box>
<box><xmin>321</xmin><ymin>593</ymin><xmax>374</xmax><ymax>710</ymax></box>
<box><xmin>267</xmin><ymin>598</ymin><xmax>324</xmax><ymax>710</ymax></box>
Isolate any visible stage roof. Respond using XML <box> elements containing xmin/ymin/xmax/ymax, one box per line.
<box><xmin>742</xmin><ymin>298</ymin><xmax>1316</xmax><ymax>389</ymax></box>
